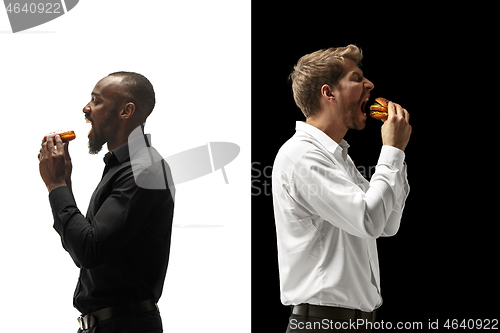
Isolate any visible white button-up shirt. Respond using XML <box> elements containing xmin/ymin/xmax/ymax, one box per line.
<box><xmin>272</xmin><ymin>121</ymin><xmax>409</xmax><ymax>312</ymax></box>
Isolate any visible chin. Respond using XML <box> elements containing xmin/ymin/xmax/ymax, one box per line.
<box><xmin>88</xmin><ymin>140</ymin><xmax>104</xmax><ymax>155</ymax></box>
<box><xmin>88</xmin><ymin>126</ymin><xmax>109</xmax><ymax>154</ymax></box>
<box><xmin>88</xmin><ymin>135</ymin><xmax>106</xmax><ymax>155</ymax></box>
<box><xmin>343</xmin><ymin>105</ymin><xmax>367</xmax><ymax>131</ymax></box>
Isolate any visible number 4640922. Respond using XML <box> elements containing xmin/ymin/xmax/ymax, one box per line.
<box><xmin>444</xmin><ymin>318</ymin><xmax>498</xmax><ymax>330</ymax></box>
<box><xmin>5</xmin><ymin>3</ymin><xmax>62</xmax><ymax>14</ymax></box>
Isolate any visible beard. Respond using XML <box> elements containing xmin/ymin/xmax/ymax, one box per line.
<box><xmin>339</xmin><ymin>99</ymin><xmax>366</xmax><ymax>130</ymax></box>
<box><xmin>88</xmin><ymin>127</ymin><xmax>106</xmax><ymax>155</ymax></box>
<box><xmin>88</xmin><ymin>109</ymin><xmax>117</xmax><ymax>155</ymax></box>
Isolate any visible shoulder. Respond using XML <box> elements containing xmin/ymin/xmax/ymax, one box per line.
<box><xmin>274</xmin><ymin>132</ymin><xmax>331</xmax><ymax>170</ymax></box>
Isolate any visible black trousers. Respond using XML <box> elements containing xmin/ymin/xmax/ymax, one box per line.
<box><xmin>286</xmin><ymin>313</ymin><xmax>374</xmax><ymax>333</ymax></box>
<box><xmin>77</xmin><ymin>309</ymin><xmax>162</xmax><ymax>333</ymax></box>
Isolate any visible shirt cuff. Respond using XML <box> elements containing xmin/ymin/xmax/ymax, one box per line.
<box><xmin>377</xmin><ymin>145</ymin><xmax>405</xmax><ymax>170</ymax></box>
<box><xmin>49</xmin><ymin>185</ymin><xmax>76</xmax><ymax>216</ymax></box>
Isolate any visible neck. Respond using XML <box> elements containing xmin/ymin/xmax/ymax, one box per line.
<box><xmin>306</xmin><ymin>110</ymin><xmax>347</xmax><ymax>144</ymax></box>
<box><xmin>107</xmin><ymin>123</ymin><xmax>144</xmax><ymax>151</ymax></box>
<box><xmin>107</xmin><ymin>136</ymin><xmax>127</xmax><ymax>152</ymax></box>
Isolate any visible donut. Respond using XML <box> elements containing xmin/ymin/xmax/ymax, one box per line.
<box><xmin>44</xmin><ymin>129</ymin><xmax>76</xmax><ymax>142</ymax></box>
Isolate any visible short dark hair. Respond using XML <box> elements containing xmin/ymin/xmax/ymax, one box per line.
<box><xmin>108</xmin><ymin>71</ymin><xmax>156</xmax><ymax>120</ymax></box>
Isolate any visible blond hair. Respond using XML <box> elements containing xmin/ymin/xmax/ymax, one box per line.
<box><xmin>289</xmin><ymin>45</ymin><xmax>363</xmax><ymax>118</ymax></box>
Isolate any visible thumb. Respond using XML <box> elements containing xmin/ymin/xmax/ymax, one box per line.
<box><xmin>63</xmin><ymin>142</ymin><xmax>71</xmax><ymax>160</ymax></box>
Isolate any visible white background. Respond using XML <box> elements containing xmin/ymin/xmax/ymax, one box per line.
<box><xmin>0</xmin><ymin>1</ymin><xmax>250</xmax><ymax>332</ymax></box>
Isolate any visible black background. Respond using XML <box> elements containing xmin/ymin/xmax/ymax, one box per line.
<box><xmin>251</xmin><ymin>3</ymin><xmax>497</xmax><ymax>331</ymax></box>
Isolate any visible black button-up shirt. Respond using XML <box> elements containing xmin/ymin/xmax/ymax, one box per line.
<box><xmin>49</xmin><ymin>134</ymin><xmax>174</xmax><ymax>314</ymax></box>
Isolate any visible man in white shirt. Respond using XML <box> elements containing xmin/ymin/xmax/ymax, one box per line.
<box><xmin>272</xmin><ymin>45</ymin><xmax>411</xmax><ymax>332</ymax></box>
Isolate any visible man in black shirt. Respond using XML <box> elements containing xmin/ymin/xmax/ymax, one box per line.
<box><xmin>38</xmin><ymin>72</ymin><xmax>174</xmax><ymax>333</ymax></box>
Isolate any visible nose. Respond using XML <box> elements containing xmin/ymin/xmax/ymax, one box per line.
<box><xmin>365</xmin><ymin>78</ymin><xmax>374</xmax><ymax>91</ymax></box>
<box><xmin>83</xmin><ymin>103</ymin><xmax>90</xmax><ymax>114</ymax></box>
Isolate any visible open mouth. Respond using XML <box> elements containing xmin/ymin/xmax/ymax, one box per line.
<box><xmin>361</xmin><ymin>96</ymin><xmax>370</xmax><ymax>115</ymax></box>
<box><xmin>86</xmin><ymin>117</ymin><xmax>94</xmax><ymax>138</ymax></box>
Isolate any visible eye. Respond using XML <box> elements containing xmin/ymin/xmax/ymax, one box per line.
<box><xmin>352</xmin><ymin>74</ymin><xmax>363</xmax><ymax>82</ymax></box>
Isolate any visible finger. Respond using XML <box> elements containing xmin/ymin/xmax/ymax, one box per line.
<box><xmin>55</xmin><ymin>135</ymin><xmax>63</xmax><ymax>152</ymax></box>
<box><xmin>388</xmin><ymin>101</ymin><xmax>397</xmax><ymax>118</ymax></box>
<box><xmin>64</xmin><ymin>142</ymin><xmax>71</xmax><ymax>160</ymax></box>
<box><xmin>46</xmin><ymin>136</ymin><xmax>55</xmax><ymax>154</ymax></box>
<box><xmin>403</xmin><ymin>108</ymin><xmax>410</xmax><ymax>122</ymax></box>
<box><xmin>393</xmin><ymin>103</ymin><xmax>403</xmax><ymax>116</ymax></box>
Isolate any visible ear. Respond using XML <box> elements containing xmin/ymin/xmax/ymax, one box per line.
<box><xmin>320</xmin><ymin>84</ymin><xmax>336</xmax><ymax>104</ymax></box>
<box><xmin>120</xmin><ymin>102</ymin><xmax>136</xmax><ymax>119</ymax></box>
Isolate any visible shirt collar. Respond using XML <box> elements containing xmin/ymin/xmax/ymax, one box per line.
<box><xmin>103</xmin><ymin>133</ymin><xmax>152</xmax><ymax>166</ymax></box>
<box><xmin>295</xmin><ymin>121</ymin><xmax>350</xmax><ymax>160</ymax></box>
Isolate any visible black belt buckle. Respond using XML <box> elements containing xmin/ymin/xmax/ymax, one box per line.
<box><xmin>78</xmin><ymin>315</ymin><xmax>96</xmax><ymax>330</ymax></box>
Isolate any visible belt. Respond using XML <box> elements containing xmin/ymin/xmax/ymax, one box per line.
<box><xmin>78</xmin><ymin>299</ymin><xmax>158</xmax><ymax>330</ymax></box>
<box><xmin>292</xmin><ymin>304</ymin><xmax>376</xmax><ymax>323</ymax></box>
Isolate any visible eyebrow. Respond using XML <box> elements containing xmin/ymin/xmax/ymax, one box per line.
<box><xmin>91</xmin><ymin>92</ymin><xmax>101</xmax><ymax>97</ymax></box>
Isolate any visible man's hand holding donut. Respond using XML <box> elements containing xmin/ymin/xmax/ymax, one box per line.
<box><xmin>38</xmin><ymin>135</ymin><xmax>70</xmax><ymax>192</ymax></box>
